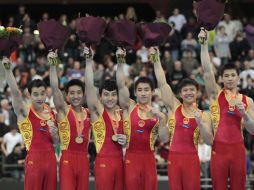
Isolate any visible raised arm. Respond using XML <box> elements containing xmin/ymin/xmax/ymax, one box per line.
<box><xmin>83</xmin><ymin>46</ymin><xmax>103</xmax><ymax>120</ymax></box>
<box><xmin>1</xmin><ymin>57</ymin><xmax>27</xmax><ymax>122</ymax></box>
<box><xmin>116</xmin><ymin>48</ymin><xmax>132</xmax><ymax>111</ymax></box>
<box><xmin>195</xmin><ymin>110</ymin><xmax>214</xmax><ymax>145</ymax></box>
<box><xmin>199</xmin><ymin>29</ymin><xmax>220</xmax><ymax>100</ymax></box>
<box><xmin>151</xmin><ymin>106</ymin><xmax>169</xmax><ymax>143</ymax></box>
<box><xmin>48</xmin><ymin>51</ymin><xmax>68</xmax><ymax>116</ymax></box>
<box><xmin>149</xmin><ymin>47</ymin><xmax>180</xmax><ymax>111</ymax></box>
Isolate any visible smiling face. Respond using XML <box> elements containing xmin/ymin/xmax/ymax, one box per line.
<box><xmin>66</xmin><ymin>85</ymin><xmax>84</xmax><ymax>108</ymax></box>
<box><xmin>30</xmin><ymin>86</ymin><xmax>47</xmax><ymax>110</ymax></box>
<box><xmin>135</xmin><ymin>82</ymin><xmax>153</xmax><ymax>105</ymax></box>
<box><xmin>179</xmin><ymin>85</ymin><xmax>198</xmax><ymax>104</ymax></box>
<box><xmin>101</xmin><ymin>89</ymin><xmax>118</xmax><ymax>109</ymax></box>
<box><xmin>221</xmin><ymin>69</ymin><xmax>239</xmax><ymax>90</ymax></box>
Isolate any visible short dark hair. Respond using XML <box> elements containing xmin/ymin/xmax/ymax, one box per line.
<box><xmin>220</xmin><ymin>63</ymin><xmax>239</xmax><ymax>76</ymax></box>
<box><xmin>65</xmin><ymin>79</ymin><xmax>85</xmax><ymax>94</ymax></box>
<box><xmin>99</xmin><ymin>80</ymin><xmax>118</xmax><ymax>96</ymax></box>
<box><xmin>178</xmin><ymin>78</ymin><xmax>199</xmax><ymax>93</ymax></box>
<box><xmin>134</xmin><ymin>77</ymin><xmax>154</xmax><ymax>91</ymax></box>
<box><xmin>27</xmin><ymin>79</ymin><xmax>47</xmax><ymax>94</ymax></box>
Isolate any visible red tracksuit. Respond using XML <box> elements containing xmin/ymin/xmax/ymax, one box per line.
<box><xmin>18</xmin><ymin>106</ymin><xmax>57</xmax><ymax>190</ymax></box>
<box><xmin>124</xmin><ymin>104</ymin><xmax>159</xmax><ymax>190</ymax></box>
<box><xmin>210</xmin><ymin>90</ymin><xmax>249</xmax><ymax>190</ymax></box>
<box><xmin>58</xmin><ymin>107</ymin><xmax>90</xmax><ymax>190</ymax></box>
<box><xmin>167</xmin><ymin>105</ymin><xmax>200</xmax><ymax>190</ymax></box>
<box><xmin>92</xmin><ymin>109</ymin><xmax>124</xmax><ymax>190</ymax></box>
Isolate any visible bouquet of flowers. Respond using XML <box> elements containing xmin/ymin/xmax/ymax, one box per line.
<box><xmin>0</xmin><ymin>26</ymin><xmax>23</xmax><ymax>57</ymax></box>
<box><xmin>0</xmin><ymin>26</ymin><xmax>22</xmax><ymax>38</ymax></box>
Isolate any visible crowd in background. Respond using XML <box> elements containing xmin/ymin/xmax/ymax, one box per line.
<box><xmin>0</xmin><ymin>4</ymin><xmax>254</xmax><ymax>182</ymax></box>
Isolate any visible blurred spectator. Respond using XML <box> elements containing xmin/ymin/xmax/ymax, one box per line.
<box><xmin>41</xmin><ymin>12</ymin><xmax>49</xmax><ymax>22</ymax></box>
<box><xmin>7</xmin><ymin>16</ymin><xmax>15</xmax><ymax>27</ymax></box>
<box><xmin>1</xmin><ymin>127</ymin><xmax>23</xmax><ymax>157</ymax></box>
<box><xmin>125</xmin><ymin>6</ymin><xmax>137</xmax><ymax>22</ymax></box>
<box><xmin>57</xmin><ymin>64</ymin><xmax>68</xmax><ymax>89</ymax></box>
<box><xmin>30</xmin><ymin>67</ymin><xmax>42</xmax><ymax>81</ymax></box>
<box><xmin>214</xmin><ymin>26</ymin><xmax>231</xmax><ymax>66</ymax></box>
<box><xmin>181</xmin><ymin>50</ymin><xmax>199</xmax><ymax>76</ymax></box>
<box><xmin>230</xmin><ymin>31</ymin><xmax>251</xmax><ymax>61</ymax></box>
<box><xmin>164</xmin><ymin>22</ymin><xmax>182</xmax><ymax>61</ymax></box>
<box><xmin>240</xmin><ymin>60</ymin><xmax>254</xmax><ymax>89</ymax></box>
<box><xmin>93</xmin><ymin>63</ymin><xmax>105</xmax><ymax>88</ymax></box>
<box><xmin>207</xmin><ymin>30</ymin><xmax>216</xmax><ymax>51</ymax></box>
<box><xmin>6</xmin><ymin>143</ymin><xmax>26</xmax><ymax>181</ymax></box>
<box><xmin>132</xmin><ymin>56</ymin><xmax>143</xmax><ymax>77</ymax></box>
<box><xmin>14</xmin><ymin>5</ymin><xmax>26</xmax><ymax>27</ymax></box>
<box><xmin>136</xmin><ymin>46</ymin><xmax>149</xmax><ymax>63</ymax></box>
<box><xmin>198</xmin><ymin>138</ymin><xmax>211</xmax><ymax>181</ymax></box>
<box><xmin>244</xmin><ymin>18</ymin><xmax>254</xmax><ymax>48</ymax></box>
<box><xmin>241</xmin><ymin>77</ymin><xmax>254</xmax><ymax>100</ymax></box>
<box><xmin>0</xmin><ymin>99</ymin><xmax>11</xmax><ymax>127</ymax></box>
<box><xmin>65</xmin><ymin>34</ymin><xmax>80</xmax><ymax>60</ymax></box>
<box><xmin>21</xmin><ymin>13</ymin><xmax>36</xmax><ymax>31</ymax></box>
<box><xmin>45</xmin><ymin>86</ymin><xmax>55</xmax><ymax>109</ymax></box>
<box><xmin>168</xmin><ymin>8</ymin><xmax>186</xmax><ymax>32</ymax></box>
<box><xmin>59</xmin><ymin>14</ymin><xmax>68</xmax><ymax>26</ymax></box>
<box><xmin>169</xmin><ymin>60</ymin><xmax>187</xmax><ymax>93</ymax></box>
<box><xmin>161</xmin><ymin>50</ymin><xmax>174</xmax><ymax>77</ymax></box>
<box><xmin>218</xmin><ymin>14</ymin><xmax>242</xmax><ymax>42</ymax></box>
<box><xmin>192</xmin><ymin>66</ymin><xmax>204</xmax><ymax>86</ymax></box>
<box><xmin>67</xmin><ymin>60</ymin><xmax>85</xmax><ymax>81</ymax></box>
<box><xmin>154</xmin><ymin>10</ymin><xmax>167</xmax><ymax>23</ymax></box>
<box><xmin>248</xmin><ymin>49</ymin><xmax>254</xmax><ymax>68</ymax></box>
<box><xmin>181</xmin><ymin>17</ymin><xmax>199</xmax><ymax>39</ymax></box>
<box><xmin>102</xmin><ymin>55</ymin><xmax>116</xmax><ymax>81</ymax></box>
<box><xmin>181</xmin><ymin>32</ymin><xmax>198</xmax><ymax>57</ymax></box>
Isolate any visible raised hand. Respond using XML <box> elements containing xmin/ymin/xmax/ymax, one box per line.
<box><xmin>149</xmin><ymin>105</ymin><xmax>166</xmax><ymax>120</ymax></box>
<box><xmin>82</xmin><ymin>45</ymin><xmax>94</xmax><ymax>62</ymax></box>
<box><xmin>116</xmin><ymin>134</ymin><xmax>127</xmax><ymax>146</ymax></box>
<box><xmin>1</xmin><ymin>57</ymin><xmax>11</xmax><ymax>70</ymax></box>
<box><xmin>235</xmin><ymin>101</ymin><xmax>246</xmax><ymax>116</ymax></box>
<box><xmin>198</xmin><ymin>28</ymin><xmax>208</xmax><ymax>44</ymax></box>
<box><xmin>47</xmin><ymin>50</ymin><xmax>59</xmax><ymax>65</ymax></box>
<box><xmin>148</xmin><ymin>46</ymin><xmax>160</xmax><ymax>63</ymax></box>
<box><xmin>116</xmin><ymin>47</ymin><xmax>126</xmax><ymax>64</ymax></box>
<box><xmin>48</xmin><ymin>124</ymin><xmax>59</xmax><ymax>144</ymax></box>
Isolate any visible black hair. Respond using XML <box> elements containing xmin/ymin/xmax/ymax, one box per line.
<box><xmin>99</xmin><ymin>80</ymin><xmax>118</xmax><ymax>96</ymax></box>
<box><xmin>64</xmin><ymin>79</ymin><xmax>85</xmax><ymax>94</ymax></box>
<box><xmin>178</xmin><ymin>78</ymin><xmax>199</xmax><ymax>93</ymax></box>
<box><xmin>27</xmin><ymin>79</ymin><xmax>47</xmax><ymax>94</ymax></box>
<box><xmin>220</xmin><ymin>63</ymin><xmax>239</xmax><ymax>76</ymax></box>
<box><xmin>134</xmin><ymin>77</ymin><xmax>155</xmax><ymax>92</ymax></box>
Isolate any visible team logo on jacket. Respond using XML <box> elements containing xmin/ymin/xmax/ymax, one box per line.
<box><xmin>138</xmin><ymin>120</ymin><xmax>145</xmax><ymax>127</ymax></box>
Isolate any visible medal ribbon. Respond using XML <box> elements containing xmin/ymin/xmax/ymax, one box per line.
<box><xmin>109</xmin><ymin>109</ymin><xmax>121</xmax><ymax>135</ymax></box>
<box><xmin>225</xmin><ymin>89</ymin><xmax>239</xmax><ymax>102</ymax></box>
<box><xmin>31</xmin><ymin>104</ymin><xmax>55</xmax><ymax>124</ymax></box>
<box><xmin>70</xmin><ymin>107</ymin><xmax>85</xmax><ymax>137</ymax></box>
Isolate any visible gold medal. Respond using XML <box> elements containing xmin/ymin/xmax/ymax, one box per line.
<box><xmin>228</xmin><ymin>105</ymin><xmax>235</xmax><ymax>112</ymax></box>
<box><xmin>40</xmin><ymin>120</ymin><xmax>46</xmax><ymax>126</ymax></box>
<box><xmin>75</xmin><ymin>136</ymin><xmax>83</xmax><ymax>144</ymax></box>
<box><xmin>183</xmin><ymin>117</ymin><xmax>189</xmax><ymax>125</ymax></box>
<box><xmin>112</xmin><ymin>134</ymin><xmax>118</xmax><ymax>142</ymax></box>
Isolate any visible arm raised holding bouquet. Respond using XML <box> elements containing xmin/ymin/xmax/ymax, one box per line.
<box><xmin>198</xmin><ymin>1</ymin><xmax>254</xmax><ymax>187</ymax></box>
<box><xmin>150</xmin><ymin>46</ymin><xmax>213</xmax><ymax>189</ymax></box>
